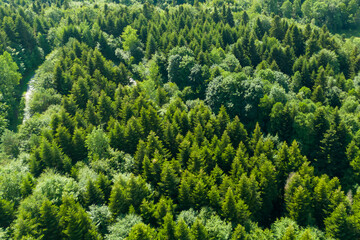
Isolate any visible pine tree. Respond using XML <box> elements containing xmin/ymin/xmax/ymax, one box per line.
<box><xmin>97</xmin><ymin>91</ymin><xmax>113</xmax><ymax>124</ymax></box>
<box><xmin>159</xmin><ymin>162</ymin><xmax>179</xmax><ymax>199</ymax></box>
<box><xmin>40</xmin><ymin>138</ymin><xmax>55</xmax><ymax>168</ymax></box>
<box><xmin>231</xmin><ymin>224</ymin><xmax>246</xmax><ymax>240</ymax></box>
<box><xmin>192</xmin><ymin>179</ymin><xmax>207</xmax><ymax>210</ymax></box>
<box><xmin>275</xmin><ymin>142</ymin><xmax>291</xmax><ymax>183</ymax></box>
<box><xmin>127</xmin><ymin>175</ymin><xmax>151</xmax><ymax>209</ymax></box>
<box><xmin>270</xmin><ymin>16</ymin><xmax>285</xmax><ymax>40</ymax></box>
<box><xmin>178</xmin><ymin>176</ymin><xmax>193</xmax><ymax>210</ymax></box>
<box><xmin>96</xmin><ymin>173</ymin><xmax>112</xmax><ymax>203</ymax></box>
<box><xmin>217</xmin><ymin>106</ymin><xmax>230</xmax><ymax>134</ymax></box>
<box><xmin>190</xmin><ymin>218</ymin><xmax>208</xmax><ymax>240</ymax></box>
<box><xmin>0</xmin><ymin>197</ymin><xmax>14</xmax><ymax>228</ymax></box>
<box><xmin>237</xmin><ymin>174</ymin><xmax>261</xmax><ymax>219</ymax></box>
<box><xmin>158</xmin><ymin>213</ymin><xmax>176</xmax><ymax>240</ymax></box>
<box><xmin>290</xmin><ymin>25</ymin><xmax>305</xmax><ymax>57</ymax></box>
<box><xmin>325</xmin><ymin>203</ymin><xmax>355</xmax><ymax>240</ymax></box>
<box><xmin>219</xmin><ymin>144</ymin><xmax>236</xmax><ymax>173</ymax></box>
<box><xmin>162</xmin><ymin>122</ymin><xmax>180</xmax><ymax>156</ymax></box>
<box><xmin>109</xmin><ymin>184</ymin><xmax>128</xmax><ymax>217</ymax></box>
<box><xmin>71</xmin><ymin>128</ymin><xmax>87</xmax><ymax>162</ymax></box>
<box><xmin>140</xmin><ymin>106</ymin><xmax>162</xmax><ymax>137</ymax></box>
<box><xmin>301</xmin><ymin>62</ymin><xmax>312</xmax><ymax>88</ymax></box>
<box><xmin>241</xmin><ymin>11</ymin><xmax>249</xmax><ymax>25</ymax></box>
<box><xmin>248</xmin><ymin>35</ymin><xmax>261</xmax><ymax>67</ymax></box>
<box><xmin>140</xmin><ymin>199</ymin><xmax>155</xmax><ymax>225</ymax></box>
<box><xmin>208</xmin><ymin>185</ymin><xmax>221</xmax><ymax>211</ymax></box>
<box><xmin>55</xmin><ymin>125</ymin><xmax>72</xmax><ymax>157</ymax></box>
<box><xmin>311</xmin><ymin>107</ymin><xmax>329</xmax><ymax>160</ymax></box>
<box><xmin>54</xmin><ymin>64</ymin><xmax>66</xmax><ymax>95</ymax></box>
<box><xmin>15</xmin><ymin>15</ymin><xmax>36</xmax><ymax>50</ymax></box>
<box><xmin>20</xmin><ymin>173</ymin><xmax>35</xmax><ymax>198</ymax></box>
<box><xmin>39</xmin><ymin>200</ymin><xmax>61</xmax><ymax>240</ymax></box>
<box><xmin>84</xmin><ymin>180</ymin><xmax>105</xmax><ymax>207</ymax></box>
<box><xmin>285</xmin><ymin>185</ymin><xmax>312</xmax><ymax>226</ymax></box>
<box><xmin>30</xmin><ymin>148</ymin><xmax>43</xmax><ymax>177</ymax></box>
<box><xmin>254</xmin><ymin>18</ymin><xmax>264</xmax><ymax>39</ymax></box>
<box><xmin>318</xmin><ymin>120</ymin><xmax>349</xmax><ymax>178</ymax></box>
<box><xmin>258</xmin><ymin>160</ymin><xmax>277</xmax><ymax>226</ymax></box>
<box><xmin>311</xmin><ymin>85</ymin><xmax>325</xmax><ymax>103</ymax></box>
<box><xmin>306</xmin><ymin>34</ymin><xmax>321</xmax><ymax>57</ymax></box>
<box><xmin>153</xmin><ymin>197</ymin><xmax>173</xmax><ymax>224</ymax></box>
<box><xmin>313</xmin><ymin>177</ymin><xmax>331</xmax><ymax>227</ymax></box>
<box><xmin>145</xmin><ymin>34</ymin><xmax>157</xmax><ymax>59</ymax></box>
<box><xmin>59</xmin><ymin>197</ymin><xmax>99</xmax><ymax>240</ymax></box>
<box><xmin>177</xmin><ymin>139</ymin><xmax>192</xmax><ymax>169</ymax></box>
<box><xmin>314</xmin><ymin>67</ymin><xmax>327</xmax><ymax>88</ymax></box>
<box><xmin>212</xmin><ymin>7</ymin><xmax>220</xmax><ymax>23</ymax></box>
<box><xmin>222</xmin><ymin>188</ymin><xmax>238</xmax><ymax>222</ymax></box>
<box><xmin>85</xmin><ymin>101</ymin><xmax>99</xmax><ymax>126</ymax></box>
<box><xmin>175</xmin><ymin>218</ymin><xmax>191</xmax><ymax>240</ymax></box>
<box><xmin>249</xmin><ymin>123</ymin><xmax>263</xmax><ymax>155</ymax></box>
<box><xmin>125</xmin><ymin>117</ymin><xmax>144</xmax><ymax>155</ymax></box>
<box><xmin>226</xmin><ymin>117</ymin><xmax>248</xmax><ymax>149</ymax></box>
<box><xmin>188</xmin><ymin>144</ymin><xmax>204</xmax><ymax>173</ymax></box>
<box><xmin>109</xmin><ymin>121</ymin><xmax>125</xmax><ymax>151</ymax></box>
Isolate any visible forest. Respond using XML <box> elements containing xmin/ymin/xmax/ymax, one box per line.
<box><xmin>0</xmin><ymin>0</ymin><xmax>360</xmax><ymax>239</ymax></box>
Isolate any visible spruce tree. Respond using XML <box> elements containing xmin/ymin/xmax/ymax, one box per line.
<box><xmin>222</xmin><ymin>188</ymin><xmax>238</xmax><ymax>222</ymax></box>
<box><xmin>0</xmin><ymin>197</ymin><xmax>14</xmax><ymax>228</ymax></box>
<box><xmin>158</xmin><ymin>213</ymin><xmax>176</xmax><ymax>240</ymax></box>
<box><xmin>190</xmin><ymin>218</ymin><xmax>208</xmax><ymax>240</ymax></box>
<box><xmin>84</xmin><ymin>180</ymin><xmax>105</xmax><ymax>207</ymax></box>
<box><xmin>39</xmin><ymin>200</ymin><xmax>61</xmax><ymax>240</ymax></box>
<box><xmin>325</xmin><ymin>203</ymin><xmax>355</xmax><ymax>240</ymax></box>
<box><xmin>175</xmin><ymin>218</ymin><xmax>191</xmax><ymax>240</ymax></box>
<box><xmin>109</xmin><ymin>184</ymin><xmax>128</xmax><ymax>217</ymax></box>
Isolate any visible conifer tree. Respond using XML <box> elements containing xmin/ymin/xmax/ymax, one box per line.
<box><xmin>145</xmin><ymin>34</ymin><xmax>156</xmax><ymax>59</ymax></box>
<box><xmin>109</xmin><ymin>184</ymin><xmax>129</xmax><ymax>217</ymax></box>
<box><xmin>325</xmin><ymin>203</ymin><xmax>355</xmax><ymax>240</ymax></box>
<box><xmin>159</xmin><ymin>162</ymin><xmax>179</xmax><ymax>199</ymax></box>
<box><xmin>191</xmin><ymin>218</ymin><xmax>208</xmax><ymax>240</ymax></box>
<box><xmin>97</xmin><ymin>91</ymin><xmax>113</xmax><ymax>124</ymax></box>
<box><xmin>39</xmin><ymin>200</ymin><xmax>61</xmax><ymax>240</ymax></box>
<box><xmin>208</xmin><ymin>185</ymin><xmax>221</xmax><ymax>211</ymax></box>
<box><xmin>59</xmin><ymin>197</ymin><xmax>99</xmax><ymax>240</ymax></box>
<box><xmin>158</xmin><ymin>213</ymin><xmax>176</xmax><ymax>240</ymax></box>
<box><xmin>285</xmin><ymin>185</ymin><xmax>313</xmax><ymax>226</ymax></box>
<box><xmin>192</xmin><ymin>179</ymin><xmax>207</xmax><ymax>210</ymax></box>
<box><xmin>0</xmin><ymin>197</ymin><xmax>14</xmax><ymax>228</ymax></box>
<box><xmin>84</xmin><ymin>180</ymin><xmax>105</xmax><ymax>207</ymax></box>
<box><xmin>222</xmin><ymin>188</ymin><xmax>238</xmax><ymax>222</ymax></box>
<box><xmin>231</xmin><ymin>224</ymin><xmax>246</xmax><ymax>240</ymax></box>
<box><xmin>175</xmin><ymin>218</ymin><xmax>191</xmax><ymax>240</ymax></box>
<box><xmin>270</xmin><ymin>16</ymin><xmax>285</xmax><ymax>40</ymax></box>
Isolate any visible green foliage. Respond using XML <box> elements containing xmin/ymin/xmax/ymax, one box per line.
<box><xmin>0</xmin><ymin>51</ymin><xmax>21</xmax><ymax>100</ymax></box>
<box><xmin>0</xmin><ymin>197</ymin><xmax>14</xmax><ymax>229</ymax></box>
<box><xmin>1</xmin><ymin>1</ymin><xmax>360</xmax><ymax>239</ymax></box>
<box><xmin>106</xmin><ymin>213</ymin><xmax>142</xmax><ymax>240</ymax></box>
<box><xmin>127</xmin><ymin>222</ymin><xmax>156</xmax><ymax>240</ymax></box>
<box><xmin>0</xmin><ymin>130</ymin><xmax>20</xmax><ymax>158</ymax></box>
<box><xmin>32</xmin><ymin>171</ymin><xmax>79</xmax><ymax>205</ymax></box>
<box><xmin>85</xmin><ymin>127</ymin><xmax>110</xmax><ymax>160</ymax></box>
<box><xmin>59</xmin><ymin>196</ymin><xmax>100</xmax><ymax>240</ymax></box>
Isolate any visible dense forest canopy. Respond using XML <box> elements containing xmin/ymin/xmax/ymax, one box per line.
<box><xmin>0</xmin><ymin>0</ymin><xmax>360</xmax><ymax>239</ymax></box>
